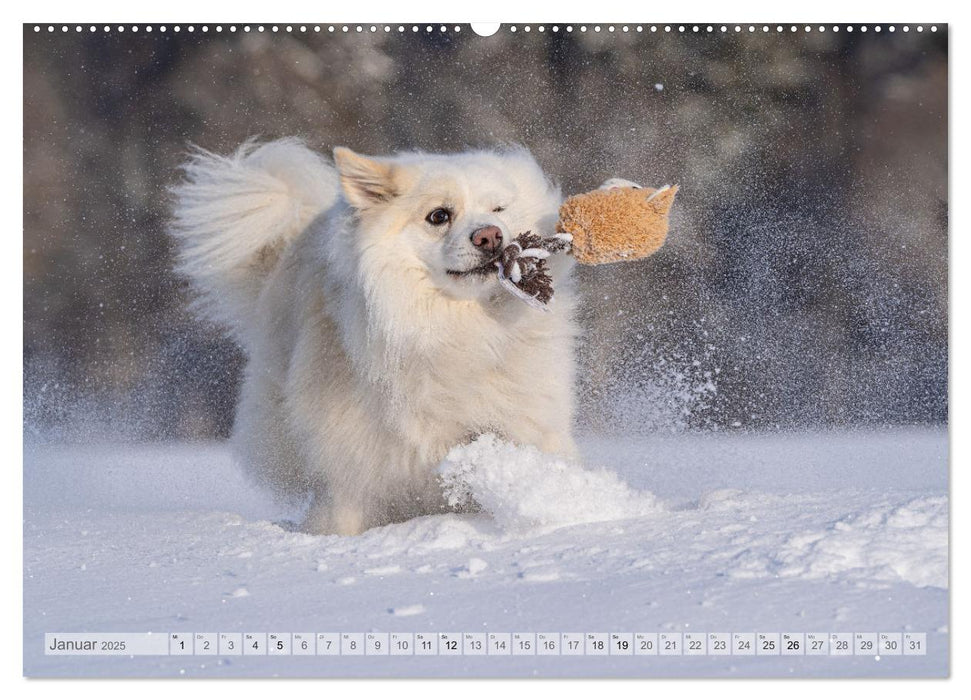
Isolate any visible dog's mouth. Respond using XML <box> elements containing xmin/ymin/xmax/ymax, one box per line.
<box><xmin>446</xmin><ymin>257</ymin><xmax>500</xmax><ymax>278</ymax></box>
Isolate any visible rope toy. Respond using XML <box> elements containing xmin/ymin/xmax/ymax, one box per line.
<box><xmin>496</xmin><ymin>182</ymin><xmax>679</xmax><ymax>310</ymax></box>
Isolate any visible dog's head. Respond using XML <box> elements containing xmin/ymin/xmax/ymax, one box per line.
<box><xmin>333</xmin><ymin>146</ymin><xmax>561</xmax><ymax>300</ymax></box>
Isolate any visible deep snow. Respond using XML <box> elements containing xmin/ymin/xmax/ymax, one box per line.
<box><xmin>23</xmin><ymin>428</ymin><xmax>948</xmax><ymax>677</ymax></box>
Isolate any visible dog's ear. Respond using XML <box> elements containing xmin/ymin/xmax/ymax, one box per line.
<box><xmin>333</xmin><ymin>147</ymin><xmax>397</xmax><ymax>209</ymax></box>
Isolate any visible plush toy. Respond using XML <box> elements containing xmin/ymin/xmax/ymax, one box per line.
<box><xmin>496</xmin><ymin>183</ymin><xmax>678</xmax><ymax>310</ymax></box>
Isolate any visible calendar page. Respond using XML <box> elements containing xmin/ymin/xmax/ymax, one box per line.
<box><xmin>22</xmin><ymin>18</ymin><xmax>948</xmax><ymax>679</ymax></box>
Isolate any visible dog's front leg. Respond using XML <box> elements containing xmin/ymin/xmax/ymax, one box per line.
<box><xmin>329</xmin><ymin>502</ymin><xmax>365</xmax><ymax>536</ymax></box>
<box><xmin>301</xmin><ymin>490</ymin><xmax>366</xmax><ymax>536</ymax></box>
<box><xmin>539</xmin><ymin>431</ymin><xmax>580</xmax><ymax>461</ymax></box>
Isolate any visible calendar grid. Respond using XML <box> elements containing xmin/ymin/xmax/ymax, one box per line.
<box><xmin>44</xmin><ymin>632</ymin><xmax>927</xmax><ymax>657</ymax></box>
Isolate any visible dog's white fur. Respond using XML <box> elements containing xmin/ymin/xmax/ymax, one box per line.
<box><xmin>171</xmin><ymin>139</ymin><xmax>578</xmax><ymax>535</ymax></box>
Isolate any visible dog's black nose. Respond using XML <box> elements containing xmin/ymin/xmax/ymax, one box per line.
<box><xmin>471</xmin><ymin>225</ymin><xmax>503</xmax><ymax>253</ymax></box>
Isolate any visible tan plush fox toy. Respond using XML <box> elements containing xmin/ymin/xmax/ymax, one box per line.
<box><xmin>558</xmin><ymin>183</ymin><xmax>678</xmax><ymax>265</ymax></box>
<box><xmin>496</xmin><ymin>182</ymin><xmax>678</xmax><ymax>309</ymax></box>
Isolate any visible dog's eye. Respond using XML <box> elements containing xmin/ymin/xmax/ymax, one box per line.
<box><xmin>493</xmin><ymin>206</ymin><xmax>505</xmax><ymax>213</ymax></box>
<box><xmin>425</xmin><ymin>208</ymin><xmax>451</xmax><ymax>226</ymax></box>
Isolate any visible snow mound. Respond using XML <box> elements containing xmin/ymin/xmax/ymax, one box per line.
<box><xmin>728</xmin><ymin>496</ymin><xmax>948</xmax><ymax>589</ymax></box>
<box><xmin>438</xmin><ymin>434</ymin><xmax>661</xmax><ymax>532</ymax></box>
<box><xmin>772</xmin><ymin>496</ymin><xmax>948</xmax><ymax>588</ymax></box>
<box><xmin>348</xmin><ymin>514</ymin><xmax>497</xmax><ymax>556</ymax></box>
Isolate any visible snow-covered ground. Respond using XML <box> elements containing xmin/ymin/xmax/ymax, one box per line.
<box><xmin>23</xmin><ymin>428</ymin><xmax>948</xmax><ymax>678</ymax></box>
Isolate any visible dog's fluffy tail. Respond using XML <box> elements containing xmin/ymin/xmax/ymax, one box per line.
<box><xmin>170</xmin><ymin>138</ymin><xmax>338</xmax><ymax>337</ymax></box>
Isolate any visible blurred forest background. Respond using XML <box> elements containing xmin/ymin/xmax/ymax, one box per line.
<box><xmin>23</xmin><ymin>24</ymin><xmax>947</xmax><ymax>442</ymax></box>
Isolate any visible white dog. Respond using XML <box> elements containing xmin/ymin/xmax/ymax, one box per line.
<box><xmin>171</xmin><ymin>140</ymin><xmax>579</xmax><ymax>535</ymax></box>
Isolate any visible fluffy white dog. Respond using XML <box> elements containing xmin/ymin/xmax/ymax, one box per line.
<box><xmin>171</xmin><ymin>140</ymin><xmax>578</xmax><ymax>535</ymax></box>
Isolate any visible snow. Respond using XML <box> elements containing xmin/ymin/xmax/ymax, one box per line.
<box><xmin>439</xmin><ymin>434</ymin><xmax>661</xmax><ymax>531</ymax></box>
<box><xmin>389</xmin><ymin>604</ymin><xmax>426</xmax><ymax>617</ymax></box>
<box><xmin>23</xmin><ymin>428</ymin><xmax>947</xmax><ymax>677</ymax></box>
